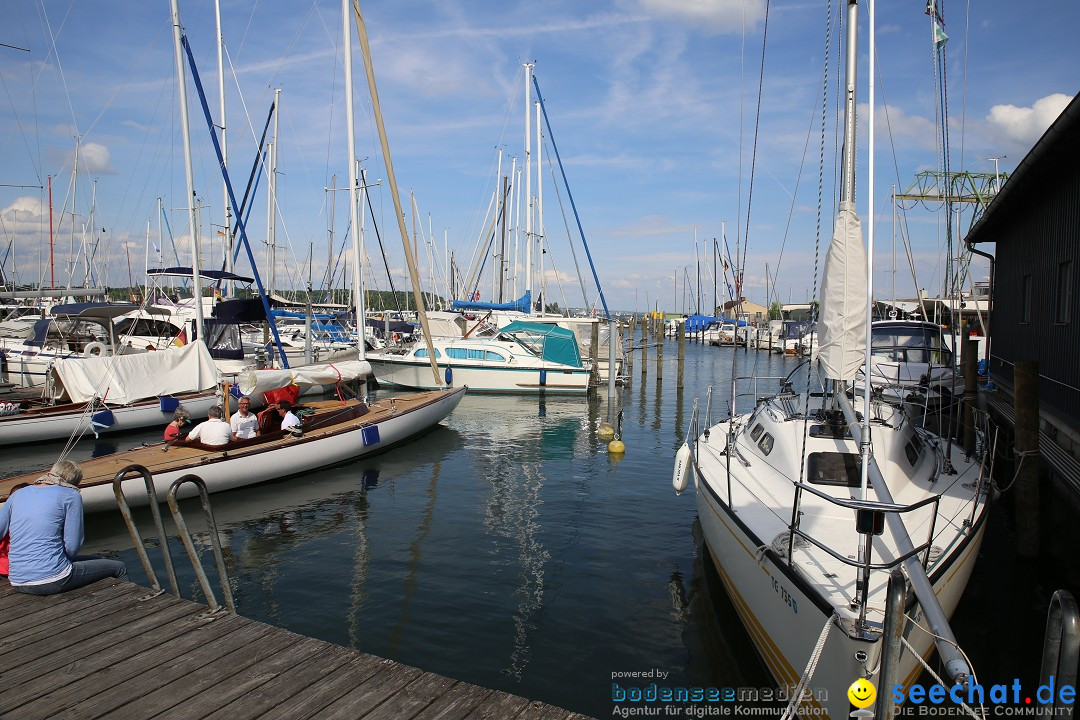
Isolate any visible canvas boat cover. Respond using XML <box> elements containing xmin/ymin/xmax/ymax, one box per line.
<box><xmin>452</xmin><ymin>290</ymin><xmax>531</xmax><ymax>314</ymax></box>
<box><xmin>237</xmin><ymin>360</ymin><xmax>372</xmax><ymax>397</ymax></box>
<box><xmin>53</xmin><ymin>341</ymin><xmax>222</xmax><ymax>405</ymax></box>
<box><xmin>498</xmin><ymin>321</ymin><xmax>583</xmax><ymax>368</ymax></box>
<box><xmin>818</xmin><ymin>201</ymin><xmax>868</xmax><ymax>381</ymax></box>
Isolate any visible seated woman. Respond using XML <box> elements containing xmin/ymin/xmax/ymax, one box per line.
<box><xmin>164</xmin><ymin>407</ymin><xmax>191</xmax><ymax>441</ymax></box>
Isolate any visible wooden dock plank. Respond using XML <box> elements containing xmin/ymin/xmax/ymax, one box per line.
<box><xmin>411</xmin><ymin>682</ymin><xmax>496</xmax><ymax>720</ymax></box>
<box><xmin>0</xmin><ymin>598</ymin><xmax>202</xmax><ymax>716</ymax></box>
<box><xmin>150</xmin><ymin>634</ymin><xmax>330</xmax><ymax>720</ymax></box>
<box><xmin>51</xmin><ymin>617</ymin><xmax>267</xmax><ymax>720</ymax></box>
<box><xmin>196</xmin><ymin>642</ymin><xmax>359</xmax><ymax>720</ymax></box>
<box><xmin>10</xmin><ymin>612</ymin><xmax>247</xmax><ymax>720</ymax></box>
<box><xmin>94</xmin><ymin>624</ymin><xmax>298</xmax><ymax>720</ymax></box>
<box><xmin>359</xmin><ymin>670</ymin><xmax>460</xmax><ymax>720</ymax></box>
<box><xmin>312</xmin><ymin>661</ymin><xmax>426</xmax><ymax>720</ymax></box>
<box><xmin>0</xmin><ymin>580</ymin><xmax>595</xmax><ymax>720</ymax></box>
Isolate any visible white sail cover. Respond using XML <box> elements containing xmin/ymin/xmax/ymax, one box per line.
<box><xmin>237</xmin><ymin>360</ymin><xmax>372</xmax><ymax>397</ymax></box>
<box><xmin>54</xmin><ymin>341</ymin><xmax>222</xmax><ymax>405</ymax></box>
<box><xmin>817</xmin><ymin>201</ymin><xmax>868</xmax><ymax>381</ymax></box>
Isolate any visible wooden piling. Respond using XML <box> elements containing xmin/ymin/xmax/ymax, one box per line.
<box><xmin>656</xmin><ymin>321</ymin><xmax>664</xmax><ymax>380</ymax></box>
<box><xmin>589</xmin><ymin>323</ymin><xmax>600</xmax><ymax>387</ymax></box>
<box><xmin>626</xmin><ymin>317</ymin><xmax>635</xmax><ymax>376</ymax></box>
<box><xmin>640</xmin><ymin>316</ymin><xmax>648</xmax><ymax>379</ymax></box>
<box><xmin>962</xmin><ymin>338</ymin><xmax>977</xmax><ymax>455</ymax></box>
<box><xmin>1014</xmin><ymin>359</ymin><xmax>1041</xmax><ymax>558</ymax></box>
<box><xmin>677</xmin><ymin>320</ymin><xmax>685</xmax><ymax>389</ymax></box>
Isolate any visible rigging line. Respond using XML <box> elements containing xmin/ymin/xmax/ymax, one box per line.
<box><xmin>33</xmin><ymin>0</ymin><xmax>80</xmax><ymax>141</ymax></box>
<box><xmin>82</xmin><ymin>21</ymin><xmax>170</xmax><ymax>140</ymax></box>
<box><xmin>544</xmin><ymin>145</ymin><xmax>589</xmax><ymax>309</ymax></box>
<box><xmin>0</xmin><ymin>69</ymin><xmax>43</xmax><ymax>183</ymax></box>
<box><xmin>740</xmin><ymin>0</ymin><xmax>771</xmax><ymax>302</ymax></box>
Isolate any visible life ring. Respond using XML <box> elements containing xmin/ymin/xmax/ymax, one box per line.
<box><xmin>84</xmin><ymin>341</ymin><xmax>107</xmax><ymax>358</ymax></box>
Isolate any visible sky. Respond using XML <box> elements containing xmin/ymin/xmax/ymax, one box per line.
<box><xmin>1</xmin><ymin>0</ymin><xmax>1076</xmax><ymax>314</ymax></box>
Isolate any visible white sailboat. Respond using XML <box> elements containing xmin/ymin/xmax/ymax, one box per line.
<box><xmin>673</xmin><ymin>3</ymin><xmax>992</xmax><ymax>718</ymax></box>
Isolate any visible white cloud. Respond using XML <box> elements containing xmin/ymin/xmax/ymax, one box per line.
<box><xmin>73</xmin><ymin>142</ymin><xmax>117</xmax><ymax>175</ymax></box>
<box><xmin>635</xmin><ymin>0</ymin><xmax>766</xmax><ymax>34</ymax></box>
<box><xmin>986</xmin><ymin>93</ymin><xmax>1072</xmax><ymax>150</ymax></box>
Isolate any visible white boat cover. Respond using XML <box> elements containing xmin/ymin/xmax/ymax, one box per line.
<box><xmin>237</xmin><ymin>360</ymin><xmax>372</xmax><ymax>396</ymax></box>
<box><xmin>54</xmin><ymin>342</ymin><xmax>222</xmax><ymax>405</ymax></box>
<box><xmin>818</xmin><ymin>202</ymin><xmax>868</xmax><ymax>381</ymax></box>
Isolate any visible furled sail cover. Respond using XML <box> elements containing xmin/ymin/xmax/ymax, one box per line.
<box><xmin>238</xmin><ymin>360</ymin><xmax>372</xmax><ymax>397</ymax></box>
<box><xmin>54</xmin><ymin>341</ymin><xmax>222</xmax><ymax>405</ymax></box>
<box><xmin>817</xmin><ymin>201</ymin><xmax>868</xmax><ymax>381</ymax></box>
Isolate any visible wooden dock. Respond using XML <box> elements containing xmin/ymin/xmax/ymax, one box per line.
<box><xmin>0</xmin><ymin>579</ymin><xmax>594</xmax><ymax>720</ymax></box>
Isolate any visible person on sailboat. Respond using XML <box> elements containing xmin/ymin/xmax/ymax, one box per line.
<box><xmin>278</xmin><ymin>400</ymin><xmax>301</xmax><ymax>436</ymax></box>
<box><xmin>0</xmin><ymin>460</ymin><xmax>127</xmax><ymax>595</ymax></box>
<box><xmin>185</xmin><ymin>406</ymin><xmax>232</xmax><ymax>446</ymax></box>
<box><xmin>230</xmin><ymin>396</ymin><xmax>260</xmax><ymax>440</ymax></box>
<box><xmin>164</xmin><ymin>407</ymin><xmax>192</xmax><ymax>441</ymax></box>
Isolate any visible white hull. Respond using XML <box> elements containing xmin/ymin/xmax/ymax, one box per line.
<box><xmin>0</xmin><ymin>391</ymin><xmax>221</xmax><ymax>446</ymax></box>
<box><xmin>370</xmin><ymin>357</ymin><xmax>588</xmax><ymax>394</ymax></box>
<box><xmin>71</xmin><ymin>387</ymin><xmax>465</xmax><ymax>512</ymax></box>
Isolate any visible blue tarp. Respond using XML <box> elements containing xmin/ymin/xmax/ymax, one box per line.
<box><xmin>452</xmin><ymin>290</ymin><xmax>531</xmax><ymax>314</ymax></box>
<box><xmin>498</xmin><ymin>320</ymin><xmax>583</xmax><ymax>368</ymax></box>
<box><xmin>682</xmin><ymin>314</ymin><xmax>747</xmax><ymax>331</ymax></box>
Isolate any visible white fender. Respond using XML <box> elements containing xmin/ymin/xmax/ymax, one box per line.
<box><xmin>83</xmin><ymin>341</ymin><xmax>107</xmax><ymax>358</ymax></box>
<box><xmin>672</xmin><ymin>442</ymin><xmax>692</xmax><ymax>494</ymax></box>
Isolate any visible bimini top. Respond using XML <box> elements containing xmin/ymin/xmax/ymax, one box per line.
<box><xmin>147</xmin><ymin>267</ymin><xmax>254</xmax><ymax>283</ymax></box>
<box><xmin>50</xmin><ymin>302</ymin><xmax>168</xmax><ymax>320</ymax></box>
<box><xmin>498</xmin><ymin>320</ymin><xmax>583</xmax><ymax>368</ymax></box>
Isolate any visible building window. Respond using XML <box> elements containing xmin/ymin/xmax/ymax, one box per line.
<box><xmin>1056</xmin><ymin>261</ymin><xmax>1072</xmax><ymax>324</ymax></box>
<box><xmin>1021</xmin><ymin>274</ymin><xmax>1032</xmax><ymax>324</ymax></box>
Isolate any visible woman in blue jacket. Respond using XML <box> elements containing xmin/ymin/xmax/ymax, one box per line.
<box><xmin>0</xmin><ymin>460</ymin><xmax>127</xmax><ymax>595</ymax></box>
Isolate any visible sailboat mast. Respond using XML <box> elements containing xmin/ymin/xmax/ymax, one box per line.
<box><xmin>840</xmin><ymin>0</ymin><xmax>859</xmax><ymax>206</ymax></box>
<box><xmin>523</xmin><ymin>63</ymin><xmax>533</xmax><ymax>308</ymax></box>
<box><xmin>535</xmin><ymin>98</ymin><xmax>543</xmax><ymax>313</ymax></box>
<box><xmin>214</xmin><ymin>0</ymin><xmax>232</xmax><ymax>296</ymax></box>
<box><xmin>342</xmin><ymin>0</ymin><xmax>365</xmax><ymax>366</ymax></box>
<box><xmin>169</xmin><ymin>0</ymin><xmax>206</xmax><ymax>343</ymax></box>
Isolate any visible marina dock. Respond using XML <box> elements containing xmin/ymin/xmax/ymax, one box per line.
<box><xmin>0</xmin><ymin>579</ymin><xmax>594</xmax><ymax>720</ymax></box>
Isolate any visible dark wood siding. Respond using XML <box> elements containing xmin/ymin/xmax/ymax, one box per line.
<box><xmin>989</xmin><ymin>157</ymin><xmax>1080</xmax><ymax>427</ymax></box>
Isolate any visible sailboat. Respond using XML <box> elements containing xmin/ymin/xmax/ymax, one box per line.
<box><xmin>672</xmin><ymin>3</ymin><xmax>992</xmax><ymax>718</ymax></box>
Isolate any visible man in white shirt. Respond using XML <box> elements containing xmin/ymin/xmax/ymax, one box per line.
<box><xmin>186</xmin><ymin>405</ymin><xmax>232</xmax><ymax>446</ymax></box>
<box><xmin>278</xmin><ymin>400</ymin><xmax>301</xmax><ymax>434</ymax></box>
<box><xmin>230</xmin><ymin>396</ymin><xmax>260</xmax><ymax>440</ymax></box>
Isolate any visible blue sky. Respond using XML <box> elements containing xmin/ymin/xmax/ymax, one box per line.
<box><xmin>1</xmin><ymin>0</ymin><xmax>1075</xmax><ymax>313</ymax></box>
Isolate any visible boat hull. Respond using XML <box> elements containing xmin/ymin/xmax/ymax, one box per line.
<box><xmin>694</xmin><ymin>469</ymin><xmax>987</xmax><ymax>720</ymax></box>
<box><xmin>368</xmin><ymin>356</ymin><xmax>589</xmax><ymax>395</ymax></box>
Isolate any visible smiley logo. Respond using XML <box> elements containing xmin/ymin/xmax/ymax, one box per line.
<box><xmin>848</xmin><ymin>678</ymin><xmax>876</xmax><ymax>709</ymax></box>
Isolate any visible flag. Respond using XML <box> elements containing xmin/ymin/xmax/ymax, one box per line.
<box><xmin>472</xmin><ymin>290</ymin><xmax>481</xmax><ymax>301</ymax></box>
<box><xmin>173</xmin><ymin>329</ymin><xmax>187</xmax><ymax>347</ymax></box>
<box><xmin>933</xmin><ymin>21</ymin><xmax>949</xmax><ymax>47</ymax></box>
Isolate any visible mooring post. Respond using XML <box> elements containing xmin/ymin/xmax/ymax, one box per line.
<box><xmin>589</xmin><ymin>322</ymin><xmax>600</xmax><ymax>388</ymax></box>
<box><xmin>656</xmin><ymin>319</ymin><xmax>664</xmax><ymax>381</ymax></box>
<box><xmin>640</xmin><ymin>315</ymin><xmax>648</xmax><ymax>380</ymax></box>
<box><xmin>627</xmin><ymin>317</ymin><xmax>635</xmax><ymax>377</ymax></box>
<box><xmin>1014</xmin><ymin>359</ymin><xmax>1040</xmax><ymax>559</ymax></box>
<box><xmin>963</xmin><ymin>337</ymin><xmax>978</xmax><ymax>455</ymax></box>
<box><xmin>677</xmin><ymin>320</ymin><xmax>685</xmax><ymax>390</ymax></box>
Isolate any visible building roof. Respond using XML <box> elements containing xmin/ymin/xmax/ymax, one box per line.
<box><xmin>967</xmin><ymin>92</ymin><xmax>1080</xmax><ymax>245</ymax></box>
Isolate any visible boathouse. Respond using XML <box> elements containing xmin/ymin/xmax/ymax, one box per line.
<box><xmin>966</xmin><ymin>91</ymin><xmax>1080</xmax><ymax>490</ymax></box>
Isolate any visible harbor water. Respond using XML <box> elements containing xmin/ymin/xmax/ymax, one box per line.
<box><xmin>5</xmin><ymin>339</ymin><xmax>1077</xmax><ymax>717</ymax></box>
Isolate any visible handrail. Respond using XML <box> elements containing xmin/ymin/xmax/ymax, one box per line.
<box><xmin>111</xmin><ymin>464</ymin><xmax>180</xmax><ymax>597</ymax></box>
<box><xmin>167</xmin><ymin>475</ymin><xmax>235</xmax><ymax>614</ymax></box>
<box><xmin>1040</xmin><ymin>589</ymin><xmax>1079</xmax><ymax>720</ymax></box>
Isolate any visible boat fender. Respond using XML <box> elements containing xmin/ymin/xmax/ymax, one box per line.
<box><xmin>672</xmin><ymin>442</ymin><xmax>692</xmax><ymax>494</ymax></box>
<box><xmin>444</xmin><ymin>367</ymin><xmax>453</xmax><ymax>385</ymax></box>
<box><xmin>84</xmin><ymin>341</ymin><xmax>107</xmax><ymax>358</ymax></box>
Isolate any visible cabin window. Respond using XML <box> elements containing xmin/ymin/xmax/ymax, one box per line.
<box><xmin>1021</xmin><ymin>274</ymin><xmax>1032</xmax><ymax>324</ymax></box>
<box><xmin>749</xmin><ymin>424</ymin><xmax>764</xmax><ymax>441</ymax></box>
<box><xmin>445</xmin><ymin>348</ymin><xmax>506</xmax><ymax>361</ymax></box>
<box><xmin>809</xmin><ymin>424</ymin><xmax>852</xmax><ymax>439</ymax></box>
<box><xmin>414</xmin><ymin>348</ymin><xmax>442</xmax><ymax>359</ymax></box>
<box><xmin>904</xmin><ymin>436</ymin><xmax>923</xmax><ymax>467</ymax></box>
<box><xmin>1056</xmin><ymin>261</ymin><xmax>1072</xmax><ymax>324</ymax></box>
<box><xmin>758</xmin><ymin>432</ymin><xmax>774</xmax><ymax>455</ymax></box>
<box><xmin>807</xmin><ymin>452</ymin><xmax>863</xmax><ymax>487</ymax></box>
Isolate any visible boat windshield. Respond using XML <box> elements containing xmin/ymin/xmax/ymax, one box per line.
<box><xmin>870</xmin><ymin>325</ymin><xmax>952</xmax><ymax>365</ymax></box>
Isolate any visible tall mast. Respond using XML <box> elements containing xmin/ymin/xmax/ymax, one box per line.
<box><xmin>523</xmin><ymin>62</ymin><xmax>533</xmax><ymax>306</ymax></box>
<box><xmin>839</xmin><ymin>0</ymin><xmax>859</xmax><ymax>205</ymax></box>
<box><xmin>342</xmin><ymin>0</ymin><xmax>365</xmax><ymax>364</ymax></box>
<box><xmin>169</xmin><ymin>0</ymin><xmax>205</xmax><ymax>342</ymax></box>
<box><xmin>266</xmin><ymin>87</ymin><xmax>281</xmax><ymax>298</ymax></box>
<box><xmin>535</xmin><ymin>97</ymin><xmax>543</xmax><ymax>313</ymax></box>
<box><xmin>214</xmin><ymin>0</ymin><xmax>232</xmax><ymax>295</ymax></box>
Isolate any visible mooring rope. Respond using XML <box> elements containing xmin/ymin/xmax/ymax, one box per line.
<box><xmin>902</xmin><ymin>613</ymin><xmax>985</xmax><ymax>720</ymax></box>
<box><xmin>780</xmin><ymin>613</ymin><xmax>837</xmax><ymax>720</ymax></box>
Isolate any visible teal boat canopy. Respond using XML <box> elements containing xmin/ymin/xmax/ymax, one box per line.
<box><xmin>498</xmin><ymin>321</ymin><xmax>583</xmax><ymax>368</ymax></box>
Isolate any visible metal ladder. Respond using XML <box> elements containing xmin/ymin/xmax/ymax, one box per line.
<box><xmin>111</xmin><ymin>464</ymin><xmax>236</xmax><ymax>615</ymax></box>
